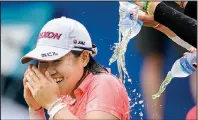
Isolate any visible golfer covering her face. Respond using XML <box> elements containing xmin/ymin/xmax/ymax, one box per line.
<box><xmin>21</xmin><ymin>17</ymin><xmax>130</xmax><ymax>119</ymax></box>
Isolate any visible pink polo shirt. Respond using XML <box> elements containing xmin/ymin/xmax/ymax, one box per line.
<box><xmin>62</xmin><ymin>73</ymin><xmax>130</xmax><ymax>119</ymax></box>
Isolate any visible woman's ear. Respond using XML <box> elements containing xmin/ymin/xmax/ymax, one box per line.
<box><xmin>80</xmin><ymin>50</ymin><xmax>90</xmax><ymax>67</ymax></box>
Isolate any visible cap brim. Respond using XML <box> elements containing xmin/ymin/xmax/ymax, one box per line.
<box><xmin>21</xmin><ymin>46</ymin><xmax>70</xmax><ymax>64</ymax></box>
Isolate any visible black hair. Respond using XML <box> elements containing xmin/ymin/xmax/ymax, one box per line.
<box><xmin>71</xmin><ymin>50</ymin><xmax>108</xmax><ymax>75</ymax></box>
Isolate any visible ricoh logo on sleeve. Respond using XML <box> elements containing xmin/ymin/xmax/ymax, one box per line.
<box><xmin>41</xmin><ymin>52</ymin><xmax>58</xmax><ymax>57</ymax></box>
<box><xmin>38</xmin><ymin>31</ymin><xmax>62</xmax><ymax>40</ymax></box>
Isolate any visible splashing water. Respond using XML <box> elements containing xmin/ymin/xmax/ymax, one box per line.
<box><xmin>109</xmin><ymin>2</ymin><xmax>142</xmax><ymax>81</ymax></box>
<box><xmin>152</xmin><ymin>72</ymin><xmax>173</xmax><ymax>99</ymax></box>
<box><xmin>109</xmin><ymin>2</ymin><xmax>145</xmax><ymax>119</ymax></box>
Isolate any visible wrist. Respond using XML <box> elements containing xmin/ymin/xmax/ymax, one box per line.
<box><xmin>29</xmin><ymin>107</ymin><xmax>44</xmax><ymax>112</ymax></box>
<box><xmin>46</xmin><ymin>97</ymin><xmax>62</xmax><ymax>110</ymax></box>
<box><xmin>47</xmin><ymin>99</ymin><xmax>67</xmax><ymax>119</ymax></box>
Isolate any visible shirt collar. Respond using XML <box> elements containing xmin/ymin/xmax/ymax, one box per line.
<box><xmin>74</xmin><ymin>73</ymin><xmax>94</xmax><ymax>99</ymax></box>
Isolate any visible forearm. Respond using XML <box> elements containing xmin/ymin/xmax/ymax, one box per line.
<box><xmin>53</xmin><ymin>106</ymin><xmax>78</xmax><ymax>119</ymax></box>
<box><xmin>153</xmin><ymin>2</ymin><xmax>197</xmax><ymax>47</ymax></box>
<box><xmin>156</xmin><ymin>25</ymin><xmax>194</xmax><ymax>50</ymax></box>
<box><xmin>29</xmin><ymin>108</ymin><xmax>46</xmax><ymax>120</ymax></box>
<box><xmin>155</xmin><ymin>25</ymin><xmax>176</xmax><ymax>38</ymax></box>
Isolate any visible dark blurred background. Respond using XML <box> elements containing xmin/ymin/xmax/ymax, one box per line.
<box><xmin>1</xmin><ymin>1</ymin><xmax>196</xmax><ymax>120</ymax></box>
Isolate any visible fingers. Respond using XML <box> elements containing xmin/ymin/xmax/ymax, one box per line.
<box><xmin>29</xmin><ymin>70</ymin><xmax>40</xmax><ymax>83</ymax></box>
<box><xmin>26</xmin><ymin>82</ymin><xmax>34</xmax><ymax>94</ymax></box>
<box><xmin>183</xmin><ymin>52</ymin><xmax>189</xmax><ymax>56</ymax></box>
<box><xmin>45</xmin><ymin>71</ymin><xmax>55</xmax><ymax>84</ymax></box>
<box><xmin>23</xmin><ymin>77</ymin><xmax>28</xmax><ymax>87</ymax></box>
<box><xmin>138</xmin><ymin>14</ymin><xmax>145</xmax><ymax>21</ymax></box>
<box><xmin>26</xmin><ymin>74</ymin><xmax>37</xmax><ymax>88</ymax></box>
<box><xmin>24</xmin><ymin>64</ymin><xmax>33</xmax><ymax>76</ymax></box>
<box><xmin>189</xmin><ymin>47</ymin><xmax>196</xmax><ymax>53</ymax></box>
<box><xmin>23</xmin><ymin>64</ymin><xmax>33</xmax><ymax>86</ymax></box>
<box><xmin>32</xmin><ymin>65</ymin><xmax>45</xmax><ymax>80</ymax></box>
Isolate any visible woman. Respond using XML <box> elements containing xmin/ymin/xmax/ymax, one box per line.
<box><xmin>21</xmin><ymin>17</ymin><xmax>130</xmax><ymax>119</ymax></box>
<box><xmin>133</xmin><ymin>1</ymin><xmax>197</xmax><ymax>48</ymax></box>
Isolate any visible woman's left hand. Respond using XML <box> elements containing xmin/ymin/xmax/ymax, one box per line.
<box><xmin>26</xmin><ymin>65</ymin><xmax>60</xmax><ymax>110</ymax></box>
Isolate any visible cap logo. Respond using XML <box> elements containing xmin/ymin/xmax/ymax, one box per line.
<box><xmin>41</xmin><ymin>52</ymin><xmax>58</xmax><ymax>57</ymax></box>
<box><xmin>73</xmin><ymin>40</ymin><xmax>77</xmax><ymax>44</ymax></box>
<box><xmin>38</xmin><ymin>31</ymin><xmax>62</xmax><ymax>40</ymax></box>
<box><xmin>78</xmin><ymin>41</ymin><xmax>85</xmax><ymax>45</ymax></box>
<box><xmin>73</xmin><ymin>40</ymin><xmax>85</xmax><ymax>45</ymax></box>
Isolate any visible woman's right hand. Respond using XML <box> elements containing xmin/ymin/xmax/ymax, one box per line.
<box><xmin>23</xmin><ymin>65</ymin><xmax>41</xmax><ymax>110</ymax></box>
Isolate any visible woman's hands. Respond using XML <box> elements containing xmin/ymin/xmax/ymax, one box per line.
<box><xmin>24</xmin><ymin>65</ymin><xmax>60</xmax><ymax>110</ymax></box>
<box><xmin>23</xmin><ymin>65</ymin><xmax>42</xmax><ymax>111</ymax></box>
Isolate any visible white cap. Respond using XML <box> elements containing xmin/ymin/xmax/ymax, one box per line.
<box><xmin>21</xmin><ymin>17</ymin><xmax>97</xmax><ymax>64</ymax></box>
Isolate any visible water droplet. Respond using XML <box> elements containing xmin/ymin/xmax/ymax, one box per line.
<box><xmin>130</xmin><ymin>103</ymin><xmax>135</xmax><ymax>108</ymax></box>
<box><xmin>139</xmin><ymin>112</ymin><xmax>143</xmax><ymax>117</ymax></box>
<box><xmin>139</xmin><ymin>100</ymin><xmax>144</xmax><ymax>104</ymax></box>
<box><xmin>133</xmin><ymin>89</ymin><xmax>136</xmax><ymax>92</ymax></box>
<box><xmin>127</xmin><ymin>78</ymin><xmax>132</xmax><ymax>82</ymax></box>
<box><xmin>123</xmin><ymin>80</ymin><xmax>126</xmax><ymax>84</ymax></box>
<box><xmin>138</xmin><ymin>94</ymin><xmax>141</xmax><ymax>97</ymax></box>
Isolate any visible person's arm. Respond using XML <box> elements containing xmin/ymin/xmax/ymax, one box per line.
<box><xmin>155</xmin><ymin>24</ymin><xmax>194</xmax><ymax>50</ymax></box>
<box><xmin>52</xmin><ymin>105</ymin><xmax>78</xmax><ymax>119</ymax></box>
<box><xmin>29</xmin><ymin>107</ymin><xmax>46</xmax><ymax>120</ymax></box>
<box><xmin>153</xmin><ymin>2</ymin><xmax>197</xmax><ymax>47</ymax></box>
<box><xmin>133</xmin><ymin>1</ymin><xmax>197</xmax><ymax>47</ymax></box>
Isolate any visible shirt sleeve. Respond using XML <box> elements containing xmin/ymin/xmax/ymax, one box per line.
<box><xmin>85</xmin><ymin>74</ymin><xmax>129</xmax><ymax>119</ymax></box>
<box><xmin>154</xmin><ymin>2</ymin><xmax>197</xmax><ymax>48</ymax></box>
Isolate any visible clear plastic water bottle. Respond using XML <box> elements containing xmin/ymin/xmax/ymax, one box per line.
<box><xmin>170</xmin><ymin>52</ymin><xmax>196</xmax><ymax>77</ymax></box>
<box><xmin>152</xmin><ymin>52</ymin><xmax>197</xmax><ymax>99</ymax></box>
<box><xmin>119</xmin><ymin>2</ymin><xmax>143</xmax><ymax>39</ymax></box>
